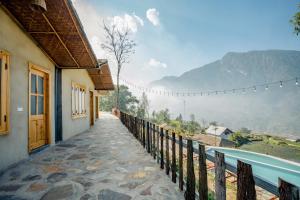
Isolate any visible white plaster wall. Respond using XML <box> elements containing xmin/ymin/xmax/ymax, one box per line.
<box><xmin>0</xmin><ymin>8</ymin><xmax>55</xmax><ymax>171</ymax></box>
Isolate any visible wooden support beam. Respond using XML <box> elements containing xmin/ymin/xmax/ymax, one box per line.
<box><xmin>165</xmin><ymin>130</ymin><xmax>170</xmax><ymax>175</ymax></box>
<box><xmin>147</xmin><ymin>122</ymin><xmax>150</xmax><ymax>153</ymax></box>
<box><xmin>198</xmin><ymin>144</ymin><xmax>208</xmax><ymax>200</ymax></box>
<box><xmin>153</xmin><ymin>124</ymin><xmax>156</xmax><ymax>159</ymax></box>
<box><xmin>171</xmin><ymin>132</ymin><xmax>177</xmax><ymax>183</ymax></box>
<box><xmin>185</xmin><ymin>139</ymin><xmax>195</xmax><ymax>200</ymax></box>
<box><xmin>42</xmin><ymin>13</ymin><xmax>80</xmax><ymax>68</ymax></box>
<box><xmin>160</xmin><ymin>128</ymin><xmax>164</xmax><ymax>169</ymax></box>
<box><xmin>215</xmin><ymin>151</ymin><xmax>226</xmax><ymax>200</ymax></box>
<box><xmin>237</xmin><ymin>160</ymin><xmax>256</xmax><ymax>200</ymax></box>
<box><xmin>63</xmin><ymin>0</ymin><xmax>97</xmax><ymax>66</ymax></box>
<box><xmin>179</xmin><ymin>135</ymin><xmax>184</xmax><ymax>191</ymax></box>
<box><xmin>279</xmin><ymin>178</ymin><xmax>299</xmax><ymax>200</ymax></box>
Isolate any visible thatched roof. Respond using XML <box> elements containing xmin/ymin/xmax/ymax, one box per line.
<box><xmin>1</xmin><ymin>0</ymin><xmax>114</xmax><ymax>90</ymax></box>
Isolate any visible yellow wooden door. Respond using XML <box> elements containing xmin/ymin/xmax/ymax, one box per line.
<box><xmin>29</xmin><ymin>68</ymin><xmax>49</xmax><ymax>151</ymax></box>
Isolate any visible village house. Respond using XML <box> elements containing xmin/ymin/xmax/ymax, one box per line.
<box><xmin>205</xmin><ymin>125</ymin><xmax>234</xmax><ymax>139</ymax></box>
<box><xmin>0</xmin><ymin>0</ymin><xmax>113</xmax><ymax>171</ymax></box>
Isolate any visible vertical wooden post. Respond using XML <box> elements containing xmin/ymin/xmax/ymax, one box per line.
<box><xmin>160</xmin><ymin>127</ymin><xmax>164</xmax><ymax>169</ymax></box>
<box><xmin>143</xmin><ymin>120</ymin><xmax>146</xmax><ymax>148</ymax></box>
<box><xmin>153</xmin><ymin>124</ymin><xmax>156</xmax><ymax>159</ymax></box>
<box><xmin>185</xmin><ymin>139</ymin><xmax>195</xmax><ymax>200</ymax></box>
<box><xmin>171</xmin><ymin>132</ymin><xmax>176</xmax><ymax>183</ymax></box>
<box><xmin>150</xmin><ymin>122</ymin><xmax>152</xmax><ymax>155</ymax></box>
<box><xmin>179</xmin><ymin>135</ymin><xmax>183</xmax><ymax>191</ymax></box>
<box><xmin>147</xmin><ymin>122</ymin><xmax>150</xmax><ymax>153</ymax></box>
<box><xmin>279</xmin><ymin>178</ymin><xmax>299</xmax><ymax>200</ymax></box>
<box><xmin>237</xmin><ymin>160</ymin><xmax>256</xmax><ymax>200</ymax></box>
<box><xmin>198</xmin><ymin>144</ymin><xmax>208</xmax><ymax>200</ymax></box>
<box><xmin>165</xmin><ymin>130</ymin><xmax>170</xmax><ymax>175</ymax></box>
<box><xmin>157</xmin><ymin>126</ymin><xmax>160</xmax><ymax>164</ymax></box>
<box><xmin>215</xmin><ymin>151</ymin><xmax>226</xmax><ymax>200</ymax></box>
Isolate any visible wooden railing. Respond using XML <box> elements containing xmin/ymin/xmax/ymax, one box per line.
<box><xmin>120</xmin><ymin>112</ymin><xmax>300</xmax><ymax>200</ymax></box>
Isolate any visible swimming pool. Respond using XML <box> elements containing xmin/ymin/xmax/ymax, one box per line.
<box><xmin>205</xmin><ymin>147</ymin><xmax>300</xmax><ymax>189</ymax></box>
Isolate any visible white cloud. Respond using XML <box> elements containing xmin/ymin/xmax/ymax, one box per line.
<box><xmin>147</xmin><ymin>58</ymin><xmax>167</xmax><ymax>68</ymax></box>
<box><xmin>110</xmin><ymin>13</ymin><xmax>144</xmax><ymax>33</ymax></box>
<box><xmin>146</xmin><ymin>8</ymin><xmax>160</xmax><ymax>26</ymax></box>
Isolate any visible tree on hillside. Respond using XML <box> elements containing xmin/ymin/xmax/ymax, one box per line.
<box><xmin>187</xmin><ymin>114</ymin><xmax>201</xmax><ymax>134</ymax></box>
<box><xmin>175</xmin><ymin>114</ymin><xmax>183</xmax><ymax>123</ymax></box>
<box><xmin>100</xmin><ymin>85</ymin><xmax>138</xmax><ymax>115</ymax></box>
<box><xmin>152</xmin><ymin>109</ymin><xmax>171</xmax><ymax>124</ymax></box>
<box><xmin>136</xmin><ymin>92</ymin><xmax>149</xmax><ymax>119</ymax></box>
<box><xmin>101</xmin><ymin>22</ymin><xmax>136</xmax><ymax>109</ymax></box>
<box><xmin>291</xmin><ymin>4</ymin><xmax>300</xmax><ymax>35</ymax></box>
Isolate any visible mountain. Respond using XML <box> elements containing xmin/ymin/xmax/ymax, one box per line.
<box><xmin>151</xmin><ymin>50</ymin><xmax>300</xmax><ymax>90</ymax></box>
<box><xmin>150</xmin><ymin>50</ymin><xmax>300</xmax><ymax>138</ymax></box>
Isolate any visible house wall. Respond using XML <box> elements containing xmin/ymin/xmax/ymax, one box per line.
<box><xmin>0</xmin><ymin>8</ymin><xmax>55</xmax><ymax>171</ymax></box>
<box><xmin>61</xmin><ymin>69</ymin><xmax>96</xmax><ymax>140</ymax></box>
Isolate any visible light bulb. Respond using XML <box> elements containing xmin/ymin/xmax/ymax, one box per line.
<box><xmin>280</xmin><ymin>81</ymin><xmax>283</xmax><ymax>88</ymax></box>
<box><xmin>296</xmin><ymin>78</ymin><xmax>299</xmax><ymax>85</ymax></box>
<box><xmin>265</xmin><ymin>85</ymin><xmax>269</xmax><ymax>90</ymax></box>
<box><xmin>253</xmin><ymin>86</ymin><xmax>256</xmax><ymax>92</ymax></box>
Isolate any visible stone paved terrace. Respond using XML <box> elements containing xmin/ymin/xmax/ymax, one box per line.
<box><xmin>0</xmin><ymin>113</ymin><xmax>184</xmax><ymax>200</ymax></box>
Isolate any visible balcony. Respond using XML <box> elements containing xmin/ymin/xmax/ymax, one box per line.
<box><xmin>0</xmin><ymin>113</ymin><xmax>183</xmax><ymax>200</ymax></box>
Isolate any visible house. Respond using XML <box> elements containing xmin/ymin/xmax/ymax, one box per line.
<box><xmin>205</xmin><ymin>125</ymin><xmax>234</xmax><ymax>139</ymax></box>
<box><xmin>192</xmin><ymin>134</ymin><xmax>235</xmax><ymax>147</ymax></box>
<box><xmin>0</xmin><ymin>0</ymin><xmax>114</xmax><ymax>171</ymax></box>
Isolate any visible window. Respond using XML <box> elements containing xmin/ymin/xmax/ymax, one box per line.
<box><xmin>0</xmin><ymin>51</ymin><xmax>9</xmax><ymax>134</ymax></box>
<box><xmin>71</xmin><ymin>82</ymin><xmax>86</xmax><ymax>118</ymax></box>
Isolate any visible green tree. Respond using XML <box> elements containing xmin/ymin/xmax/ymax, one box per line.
<box><xmin>100</xmin><ymin>85</ymin><xmax>139</xmax><ymax>114</ymax></box>
<box><xmin>152</xmin><ymin>109</ymin><xmax>171</xmax><ymax>124</ymax></box>
<box><xmin>186</xmin><ymin>114</ymin><xmax>201</xmax><ymax>135</ymax></box>
<box><xmin>136</xmin><ymin>92</ymin><xmax>149</xmax><ymax>119</ymax></box>
<box><xmin>175</xmin><ymin>114</ymin><xmax>183</xmax><ymax>123</ymax></box>
<box><xmin>229</xmin><ymin>132</ymin><xmax>250</xmax><ymax>147</ymax></box>
<box><xmin>291</xmin><ymin>4</ymin><xmax>300</xmax><ymax>35</ymax></box>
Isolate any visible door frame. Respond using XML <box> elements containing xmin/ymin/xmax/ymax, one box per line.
<box><xmin>28</xmin><ymin>63</ymin><xmax>51</xmax><ymax>152</ymax></box>
<box><xmin>89</xmin><ymin>91</ymin><xmax>94</xmax><ymax>126</ymax></box>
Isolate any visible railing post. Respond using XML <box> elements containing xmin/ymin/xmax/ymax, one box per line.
<box><xmin>160</xmin><ymin>127</ymin><xmax>164</xmax><ymax>169</ymax></box>
<box><xmin>153</xmin><ymin>124</ymin><xmax>156</xmax><ymax>159</ymax></box>
<box><xmin>156</xmin><ymin>126</ymin><xmax>160</xmax><ymax>164</ymax></box>
<box><xmin>165</xmin><ymin>130</ymin><xmax>170</xmax><ymax>175</ymax></box>
<box><xmin>179</xmin><ymin>135</ymin><xmax>183</xmax><ymax>191</ymax></box>
<box><xmin>147</xmin><ymin>121</ymin><xmax>150</xmax><ymax>153</ymax></box>
<box><xmin>143</xmin><ymin>120</ymin><xmax>146</xmax><ymax>148</ymax></box>
<box><xmin>149</xmin><ymin>122</ymin><xmax>152</xmax><ymax>155</ymax></box>
<box><xmin>171</xmin><ymin>132</ymin><xmax>176</xmax><ymax>183</ymax></box>
<box><xmin>185</xmin><ymin>139</ymin><xmax>195</xmax><ymax>200</ymax></box>
<box><xmin>215</xmin><ymin>151</ymin><xmax>226</xmax><ymax>200</ymax></box>
<box><xmin>279</xmin><ymin>178</ymin><xmax>299</xmax><ymax>200</ymax></box>
<box><xmin>237</xmin><ymin>160</ymin><xmax>256</xmax><ymax>200</ymax></box>
<box><xmin>198</xmin><ymin>144</ymin><xmax>208</xmax><ymax>200</ymax></box>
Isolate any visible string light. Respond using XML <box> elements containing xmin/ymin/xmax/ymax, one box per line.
<box><xmin>119</xmin><ymin>76</ymin><xmax>299</xmax><ymax>97</ymax></box>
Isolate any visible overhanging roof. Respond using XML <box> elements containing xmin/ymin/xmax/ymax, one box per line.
<box><xmin>1</xmin><ymin>0</ymin><xmax>114</xmax><ymax>90</ymax></box>
<box><xmin>88</xmin><ymin>59</ymin><xmax>114</xmax><ymax>91</ymax></box>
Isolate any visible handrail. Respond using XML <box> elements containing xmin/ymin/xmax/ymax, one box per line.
<box><xmin>120</xmin><ymin>112</ymin><xmax>300</xmax><ymax>200</ymax></box>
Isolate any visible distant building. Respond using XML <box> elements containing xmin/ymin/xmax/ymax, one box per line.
<box><xmin>192</xmin><ymin>134</ymin><xmax>235</xmax><ymax>147</ymax></box>
<box><xmin>206</xmin><ymin>125</ymin><xmax>234</xmax><ymax>139</ymax></box>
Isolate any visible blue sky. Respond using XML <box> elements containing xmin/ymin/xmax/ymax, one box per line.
<box><xmin>73</xmin><ymin>0</ymin><xmax>300</xmax><ymax>84</ymax></box>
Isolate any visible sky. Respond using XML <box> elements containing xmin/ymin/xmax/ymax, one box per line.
<box><xmin>72</xmin><ymin>0</ymin><xmax>300</xmax><ymax>85</ymax></box>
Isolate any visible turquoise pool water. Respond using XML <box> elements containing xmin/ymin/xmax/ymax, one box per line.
<box><xmin>205</xmin><ymin>147</ymin><xmax>300</xmax><ymax>188</ymax></box>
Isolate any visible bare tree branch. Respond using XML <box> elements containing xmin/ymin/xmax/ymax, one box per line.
<box><xmin>101</xmin><ymin>20</ymin><xmax>136</xmax><ymax>109</ymax></box>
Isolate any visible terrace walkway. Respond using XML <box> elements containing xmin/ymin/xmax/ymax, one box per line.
<box><xmin>0</xmin><ymin>113</ymin><xmax>184</xmax><ymax>200</ymax></box>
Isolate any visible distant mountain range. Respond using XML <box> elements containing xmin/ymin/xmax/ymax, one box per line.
<box><xmin>150</xmin><ymin>50</ymin><xmax>300</xmax><ymax>138</ymax></box>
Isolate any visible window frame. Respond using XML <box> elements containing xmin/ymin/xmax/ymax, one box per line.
<box><xmin>0</xmin><ymin>50</ymin><xmax>10</xmax><ymax>134</ymax></box>
<box><xmin>71</xmin><ymin>82</ymin><xmax>87</xmax><ymax>119</ymax></box>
